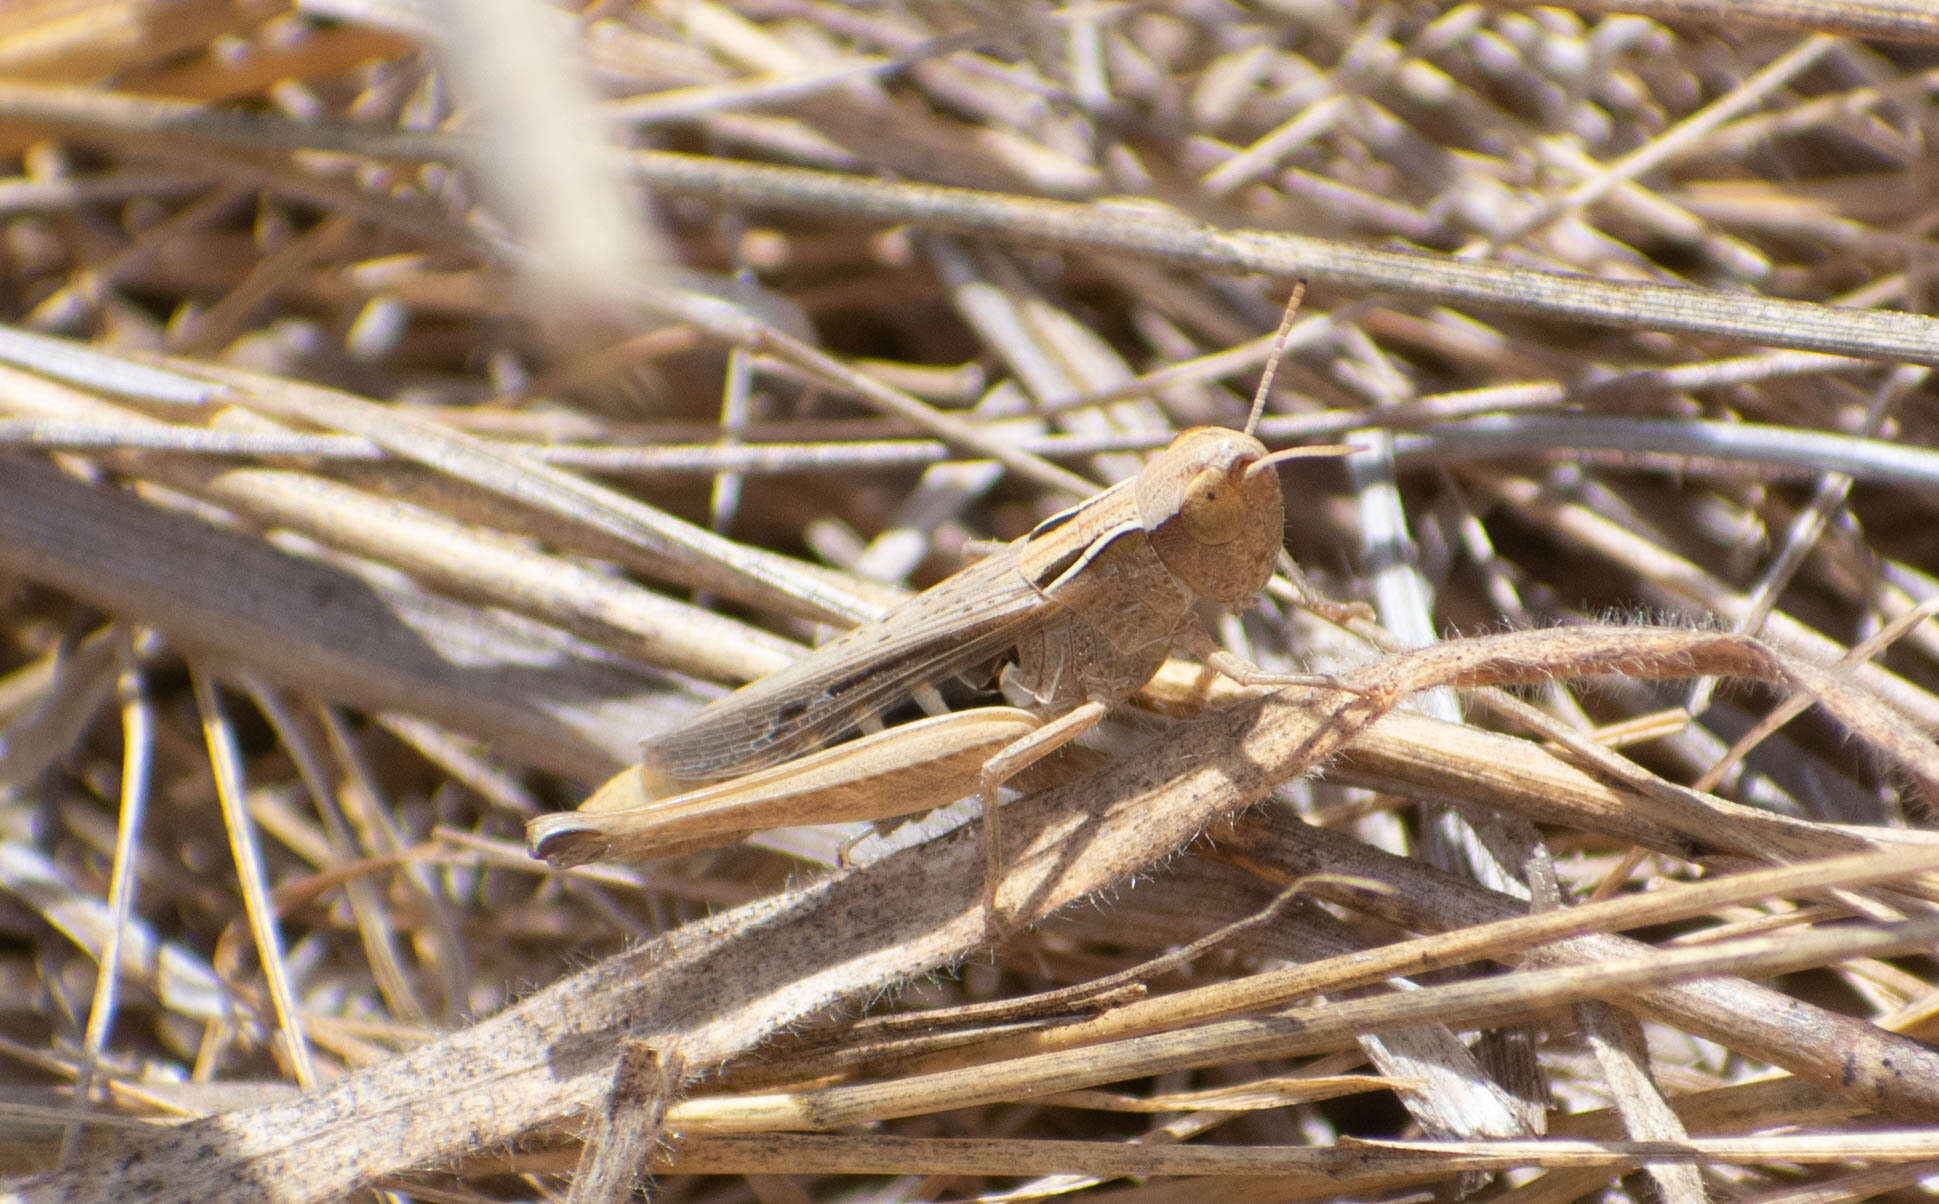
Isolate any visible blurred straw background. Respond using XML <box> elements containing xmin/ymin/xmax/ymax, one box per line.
<box><xmin>3</xmin><ymin>0</ymin><xmax>1939</xmax><ymax>1200</ymax></box>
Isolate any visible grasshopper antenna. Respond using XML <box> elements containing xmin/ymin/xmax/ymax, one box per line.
<box><xmin>1242</xmin><ymin>281</ymin><xmax>1349</xmax><ymax>476</ymax></box>
<box><xmin>1252</xmin><ymin>441</ymin><xmax>1354</xmax><ymax>473</ymax></box>
<box><xmin>1243</xmin><ymin>279</ymin><xmax>1306</xmax><ymax>438</ymax></box>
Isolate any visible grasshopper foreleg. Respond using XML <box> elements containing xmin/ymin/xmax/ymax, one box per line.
<box><xmin>1178</xmin><ymin>622</ymin><xmax>1376</xmax><ymax>697</ymax></box>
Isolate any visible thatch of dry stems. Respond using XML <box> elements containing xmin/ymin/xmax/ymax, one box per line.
<box><xmin>3</xmin><ymin>1</ymin><xmax>1939</xmax><ymax>1201</ymax></box>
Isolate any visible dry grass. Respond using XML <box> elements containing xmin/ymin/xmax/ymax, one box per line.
<box><xmin>3</xmin><ymin>1</ymin><xmax>1939</xmax><ymax>1201</ymax></box>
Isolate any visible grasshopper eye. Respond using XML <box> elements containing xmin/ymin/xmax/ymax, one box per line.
<box><xmin>1180</xmin><ymin>465</ymin><xmax>1248</xmax><ymax>545</ymax></box>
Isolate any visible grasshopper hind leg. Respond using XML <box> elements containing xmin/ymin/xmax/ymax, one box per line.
<box><xmin>976</xmin><ymin>699</ymin><xmax>1110</xmax><ymax>942</ymax></box>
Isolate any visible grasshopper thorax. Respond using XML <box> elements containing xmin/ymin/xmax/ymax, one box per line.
<box><xmin>1135</xmin><ymin>427</ymin><xmax>1284</xmax><ymax>605</ymax></box>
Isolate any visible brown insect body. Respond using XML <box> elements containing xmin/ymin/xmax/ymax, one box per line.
<box><xmin>646</xmin><ymin>427</ymin><xmax>1284</xmax><ymax>785</ymax></box>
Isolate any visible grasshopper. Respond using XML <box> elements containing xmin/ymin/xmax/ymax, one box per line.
<box><xmin>530</xmin><ymin>287</ymin><xmax>1356</xmax><ymax>927</ymax></box>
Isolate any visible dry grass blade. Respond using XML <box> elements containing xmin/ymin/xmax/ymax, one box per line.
<box><xmin>1503</xmin><ymin>0</ymin><xmax>1939</xmax><ymax>42</ymax></box>
<box><xmin>2</xmin><ymin>3</ymin><xmax>1938</xmax><ymax>1202</ymax></box>
<box><xmin>20</xmin><ymin>627</ymin><xmax>1939</xmax><ymax>1199</ymax></box>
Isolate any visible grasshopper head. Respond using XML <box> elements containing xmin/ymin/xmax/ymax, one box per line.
<box><xmin>1136</xmin><ymin>427</ymin><xmax>1284</xmax><ymax>604</ymax></box>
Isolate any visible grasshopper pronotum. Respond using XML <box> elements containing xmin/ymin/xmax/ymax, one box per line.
<box><xmin>530</xmin><ymin>286</ymin><xmax>1358</xmax><ymax>928</ymax></box>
